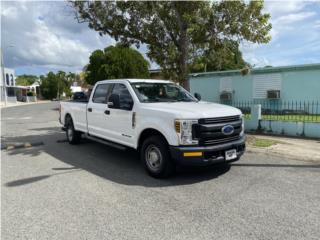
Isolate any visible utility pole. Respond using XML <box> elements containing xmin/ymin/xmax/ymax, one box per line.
<box><xmin>1</xmin><ymin>45</ymin><xmax>14</xmax><ymax>106</ymax></box>
<box><xmin>1</xmin><ymin>49</ymin><xmax>7</xmax><ymax>106</ymax></box>
<box><xmin>57</xmin><ymin>78</ymin><xmax>60</xmax><ymax>101</ymax></box>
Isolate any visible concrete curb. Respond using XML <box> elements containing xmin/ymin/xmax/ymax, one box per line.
<box><xmin>246</xmin><ymin>146</ymin><xmax>320</xmax><ymax>163</ymax></box>
<box><xmin>1</xmin><ymin>141</ymin><xmax>44</xmax><ymax>150</ymax></box>
<box><xmin>0</xmin><ymin>101</ymin><xmax>51</xmax><ymax>109</ymax></box>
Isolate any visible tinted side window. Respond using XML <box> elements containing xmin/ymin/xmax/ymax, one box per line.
<box><xmin>111</xmin><ymin>84</ymin><xmax>133</xmax><ymax>110</ymax></box>
<box><xmin>92</xmin><ymin>84</ymin><xmax>111</xmax><ymax>103</ymax></box>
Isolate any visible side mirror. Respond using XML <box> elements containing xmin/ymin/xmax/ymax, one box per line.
<box><xmin>108</xmin><ymin>94</ymin><xmax>120</xmax><ymax>109</ymax></box>
<box><xmin>194</xmin><ymin>92</ymin><xmax>201</xmax><ymax>101</ymax></box>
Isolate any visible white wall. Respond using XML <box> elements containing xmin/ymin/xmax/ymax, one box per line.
<box><xmin>0</xmin><ymin>67</ymin><xmax>16</xmax><ymax>87</ymax></box>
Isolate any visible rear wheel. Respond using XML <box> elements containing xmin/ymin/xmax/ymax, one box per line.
<box><xmin>141</xmin><ymin>135</ymin><xmax>175</xmax><ymax>178</ymax></box>
<box><xmin>65</xmin><ymin>117</ymin><xmax>81</xmax><ymax>144</ymax></box>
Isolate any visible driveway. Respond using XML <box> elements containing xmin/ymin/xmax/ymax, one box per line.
<box><xmin>1</xmin><ymin>103</ymin><xmax>320</xmax><ymax>240</ymax></box>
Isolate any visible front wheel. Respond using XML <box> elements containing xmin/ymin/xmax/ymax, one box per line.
<box><xmin>66</xmin><ymin>117</ymin><xmax>82</xmax><ymax>145</ymax></box>
<box><xmin>140</xmin><ymin>136</ymin><xmax>175</xmax><ymax>178</ymax></box>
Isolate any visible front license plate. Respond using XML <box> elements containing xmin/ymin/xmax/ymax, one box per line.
<box><xmin>225</xmin><ymin>149</ymin><xmax>237</xmax><ymax>160</ymax></box>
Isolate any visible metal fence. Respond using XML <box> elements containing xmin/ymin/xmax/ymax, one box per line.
<box><xmin>221</xmin><ymin>100</ymin><xmax>320</xmax><ymax>123</ymax></box>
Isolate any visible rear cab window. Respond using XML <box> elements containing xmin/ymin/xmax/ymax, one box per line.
<box><xmin>92</xmin><ymin>84</ymin><xmax>112</xmax><ymax>103</ymax></box>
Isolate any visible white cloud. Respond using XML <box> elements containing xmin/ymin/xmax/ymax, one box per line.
<box><xmin>274</xmin><ymin>11</ymin><xmax>316</xmax><ymax>24</ymax></box>
<box><xmin>1</xmin><ymin>1</ymin><xmax>114</xmax><ymax>73</ymax></box>
<box><xmin>242</xmin><ymin>0</ymin><xmax>320</xmax><ymax>67</ymax></box>
<box><xmin>263</xmin><ymin>1</ymin><xmax>308</xmax><ymax>17</ymax></box>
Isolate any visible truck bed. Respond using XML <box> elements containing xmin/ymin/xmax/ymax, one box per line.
<box><xmin>60</xmin><ymin>100</ymin><xmax>88</xmax><ymax>133</ymax></box>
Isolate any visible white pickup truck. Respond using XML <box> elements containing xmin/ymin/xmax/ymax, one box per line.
<box><xmin>59</xmin><ymin>79</ymin><xmax>245</xmax><ymax>178</ymax></box>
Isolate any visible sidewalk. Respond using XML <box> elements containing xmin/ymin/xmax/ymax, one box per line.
<box><xmin>0</xmin><ymin>100</ymin><xmax>51</xmax><ymax>109</ymax></box>
<box><xmin>246</xmin><ymin>134</ymin><xmax>320</xmax><ymax>162</ymax></box>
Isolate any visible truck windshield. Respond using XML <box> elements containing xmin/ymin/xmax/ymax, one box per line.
<box><xmin>131</xmin><ymin>82</ymin><xmax>197</xmax><ymax>103</ymax></box>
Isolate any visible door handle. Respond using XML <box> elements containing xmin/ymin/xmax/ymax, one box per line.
<box><xmin>88</xmin><ymin>108</ymin><xmax>92</xmax><ymax>112</ymax></box>
<box><xmin>104</xmin><ymin>110</ymin><xmax>110</xmax><ymax>115</ymax></box>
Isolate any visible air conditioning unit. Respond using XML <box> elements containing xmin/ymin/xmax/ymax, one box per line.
<box><xmin>220</xmin><ymin>91</ymin><xmax>232</xmax><ymax>101</ymax></box>
<box><xmin>267</xmin><ymin>90</ymin><xmax>280</xmax><ymax>99</ymax></box>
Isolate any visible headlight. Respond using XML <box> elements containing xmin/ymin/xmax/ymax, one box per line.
<box><xmin>240</xmin><ymin>114</ymin><xmax>245</xmax><ymax>136</ymax></box>
<box><xmin>174</xmin><ymin>119</ymin><xmax>198</xmax><ymax>145</ymax></box>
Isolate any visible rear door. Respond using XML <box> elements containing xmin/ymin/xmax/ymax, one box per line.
<box><xmin>87</xmin><ymin>83</ymin><xmax>113</xmax><ymax>138</ymax></box>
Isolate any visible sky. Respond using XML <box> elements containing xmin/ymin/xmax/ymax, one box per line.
<box><xmin>1</xmin><ymin>0</ymin><xmax>320</xmax><ymax>76</ymax></box>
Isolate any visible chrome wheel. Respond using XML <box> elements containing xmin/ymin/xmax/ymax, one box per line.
<box><xmin>145</xmin><ymin>144</ymin><xmax>162</xmax><ymax>172</ymax></box>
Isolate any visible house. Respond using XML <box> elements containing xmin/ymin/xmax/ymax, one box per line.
<box><xmin>189</xmin><ymin>63</ymin><xmax>320</xmax><ymax>103</ymax></box>
<box><xmin>15</xmin><ymin>80</ymin><xmax>41</xmax><ymax>102</ymax></box>
<box><xmin>0</xmin><ymin>67</ymin><xmax>17</xmax><ymax>103</ymax></box>
<box><xmin>70</xmin><ymin>82</ymin><xmax>82</xmax><ymax>93</ymax></box>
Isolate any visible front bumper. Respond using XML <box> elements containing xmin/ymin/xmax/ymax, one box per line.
<box><xmin>169</xmin><ymin>135</ymin><xmax>246</xmax><ymax>166</ymax></box>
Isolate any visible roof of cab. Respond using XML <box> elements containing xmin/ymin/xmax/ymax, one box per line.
<box><xmin>97</xmin><ymin>79</ymin><xmax>172</xmax><ymax>84</ymax></box>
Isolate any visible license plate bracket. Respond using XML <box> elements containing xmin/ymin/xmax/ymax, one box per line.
<box><xmin>225</xmin><ymin>149</ymin><xmax>237</xmax><ymax>160</ymax></box>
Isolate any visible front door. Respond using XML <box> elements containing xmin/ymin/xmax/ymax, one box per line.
<box><xmin>105</xmin><ymin>83</ymin><xmax>135</xmax><ymax>147</ymax></box>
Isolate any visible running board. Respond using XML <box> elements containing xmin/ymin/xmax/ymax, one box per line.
<box><xmin>84</xmin><ymin>134</ymin><xmax>127</xmax><ymax>151</ymax></box>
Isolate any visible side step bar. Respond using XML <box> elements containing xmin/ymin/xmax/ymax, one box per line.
<box><xmin>84</xmin><ymin>134</ymin><xmax>127</xmax><ymax>151</ymax></box>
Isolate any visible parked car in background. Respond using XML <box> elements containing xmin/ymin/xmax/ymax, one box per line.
<box><xmin>72</xmin><ymin>91</ymin><xmax>88</xmax><ymax>102</ymax></box>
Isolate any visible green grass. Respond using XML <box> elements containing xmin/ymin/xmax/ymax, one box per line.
<box><xmin>252</xmin><ymin>138</ymin><xmax>279</xmax><ymax>148</ymax></box>
<box><xmin>243</xmin><ymin>114</ymin><xmax>320</xmax><ymax>122</ymax></box>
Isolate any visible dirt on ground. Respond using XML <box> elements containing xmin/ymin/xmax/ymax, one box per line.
<box><xmin>246</xmin><ymin>134</ymin><xmax>320</xmax><ymax>162</ymax></box>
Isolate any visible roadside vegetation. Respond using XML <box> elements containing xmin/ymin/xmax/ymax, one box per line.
<box><xmin>247</xmin><ymin>136</ymin><xmax>281</xmax><ymax>148</ymax></box>
<box><xmin>40</xmin><ymin>71</ymin><xmax>77</xmax><ymax>100</ymax></box>
<box><xmin>16</xmin><ymin>74</ymin><xmax>38</xmax><ymax>86</ymax></box>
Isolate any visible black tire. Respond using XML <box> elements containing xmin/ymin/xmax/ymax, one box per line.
<box><xmin>65</xmin><ymin>117</ymin><xmax>82</xmax><ymax>145</ymax></box>
<box><xmin>140</xmin><ymin>135</ymin><xmax>175</xmax><ymax>178</ymax></box>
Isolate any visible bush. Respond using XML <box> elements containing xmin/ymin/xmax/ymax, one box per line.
<box><xmin>27</xmin><ymin>91</ymin><xmax>34</xmax><ymax>96</ymax></box>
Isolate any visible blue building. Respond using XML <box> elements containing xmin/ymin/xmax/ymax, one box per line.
<box><xmin>190</xmin><ymin>63</ymin><xmax>320</xmax><ymax>103</ymax></box>
<box><xmin>190</xmin><ymin>63</ymin><xmax>320</xmax><ymax>138</ymax></box>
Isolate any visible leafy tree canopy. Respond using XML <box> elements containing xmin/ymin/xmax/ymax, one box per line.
<box><xmin>40</xmin><ymin>71</ymin><xmax>72</xmax><ymax>99</ymax></box>
<box><xmin>190</xmin><ymin>40</ymin><xmax>249</xmax><ymax>73</ymax></box>
<box><xmin>16</xmin><ymin>74</ymin><xmax>38</xmax><ymax>86</ymax></box>
<box><xmin>85</xmin><ymin>43</ymin><xmax>150</xmax><ymax>85</ymax></box>
<box><xmin>71</xmin><ymin>0</ymin><xmax>271</xmax><ymax>89</ymax></box>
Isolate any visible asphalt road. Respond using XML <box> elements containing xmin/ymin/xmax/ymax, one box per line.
<box><xmin>1</xmin><ymin>102</ymin><xmax>320</xmax><ymax>240</ymax></box>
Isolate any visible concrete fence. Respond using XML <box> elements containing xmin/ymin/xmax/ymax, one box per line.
<box><xmin>245</xmin><ymin>104</ymin><xmax>320</xmax><ymax>139</ymax></box>
<box><xmin>26</xmin><ymin>96</ymin><xmax>37</xmax><ymax>102</ymax></box>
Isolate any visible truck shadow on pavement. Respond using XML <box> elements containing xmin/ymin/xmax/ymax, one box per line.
<box><xmin>3</xmin><ymin>127</ymin><xmax>233</xmax><ymax>188</ymax></box>
<box><xmin>4</xmin><ymin>127</ymin><xmax>319</xmax><ymax>188</ymax></box>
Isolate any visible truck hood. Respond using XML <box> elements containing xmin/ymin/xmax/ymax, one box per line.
<box><xmin>140</xmin><ymin>101</ymin><xmax>242</xmax><ymax>119</ymax></box>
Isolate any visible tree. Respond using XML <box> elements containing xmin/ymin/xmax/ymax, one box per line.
<box><xmin>71</xmin><ymin>0</ymin><xmax>271</xmax><ymax>89</ymax></box>
<box><xmin>66</xmin><ymin>72</ymin><xmax>87</xmax><ymax>88</ymax></box>
<box><xmin>85</xmin><ymin>44</ymin><xmax>149</xmax><ymax>85</ymax></box>
<box><xmin>40</xmin><ymin>71</ymin><xmax>72</xmax><ymax>99</ymax></box>
<box><xmin>16</xmin><ymin>74</ymin><xmax>38</xmax><ymax>86</ymax></box>
<box><xmin>190</xmin><ymin>40</ymin><xmax>249</xmax><ymax>73</ymax></box>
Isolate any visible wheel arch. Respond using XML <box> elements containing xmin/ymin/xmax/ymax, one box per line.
<box><xmin>64</xmin><ymin>113</ymin><xmax>73</xmax><ymax>125</ymax></box>
<box><xmin>137</xmin><ymin>128</ymin><xmax>168</xmax><ymax>151</ymax></box>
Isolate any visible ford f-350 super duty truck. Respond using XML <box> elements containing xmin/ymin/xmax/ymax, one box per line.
<box><xmin>59</xmin><ymin>79</ymin><xmax>245</xmax><ymax>178</ymax></box>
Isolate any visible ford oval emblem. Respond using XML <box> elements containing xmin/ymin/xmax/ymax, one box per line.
<box><xmin>222</xmin><ymin>125</ymin><xmax>234</xmax><ymax>135</ymax></box>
